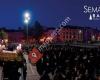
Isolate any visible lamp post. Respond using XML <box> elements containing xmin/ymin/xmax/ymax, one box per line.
<box><xmin>24</xmin><ymin>11</ymin><xmax>31</xmax><ymax>44</ymax></box>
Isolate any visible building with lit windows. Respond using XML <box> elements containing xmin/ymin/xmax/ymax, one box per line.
<box><xmin>0</xmin><ymin>26</ymin><xmax>100</xmax><ymax>43</ymax></box>
<box><xmin>41</xmin><ymin>26</ymin><xmax>100</xmax><ymax>43</ymax></box>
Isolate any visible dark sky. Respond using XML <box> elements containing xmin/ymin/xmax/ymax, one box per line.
<box><xmin>0</xmin><ymin>0</ymin><xmax>100</xmax><ymax>29</ymax></box>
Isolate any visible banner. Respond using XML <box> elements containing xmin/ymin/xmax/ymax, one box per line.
<box><xmin>28</xmin><ymin>48</ymin><xmax>43</xmax><ymax>64</ymax></box>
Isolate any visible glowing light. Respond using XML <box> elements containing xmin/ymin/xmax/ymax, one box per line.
<box><xmin>46</xmin><ymin>37</ymin><xmax>53</xmax><ymax>41</ymax></box>
<box><xmin>24</xmin><ymin>12</ymin><xmax>30</xmax><ymax>18</ymax></box>
<box><xmin>40</xmin><ymin>37</ymin><xmax>46</xmax><ymax>42</ymax></box>
<box><xmin>92</xmin><ymin>35</ymin><xmax>95</xmax><ymax>40</ymax></box>
<box><xmin>40</xmin><ymin>39</ymin><xmax>44</xmax><ymax>42</ymax></box>
<box><xmin>24</xmin><ymin>11</ymin><xmax>31</xmax><ymax>24</ymax></box>
<box><xmin>24</xmin><ymin>19</ymin><xmax>29</xmax><ymax>24</ymax></box>
<box><xmin>4</xmin><ymin>39</ymin><xmax>8</xmax><ymax>43</ymax></box>
<box><xmin>16</xmin><ymin>44</ymin><xmax>22</xmax><ymax>51</ymax></box>
<box><xmin>79</xmin><ymin>30</ymin><xmax>82</xmax><ymax>34</ymax></box>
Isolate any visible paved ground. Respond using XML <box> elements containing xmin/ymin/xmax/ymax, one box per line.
<box><xmin>0</xmin><ymin>67</ymin><xmax>3</xmax><ymax>80</ymax></box>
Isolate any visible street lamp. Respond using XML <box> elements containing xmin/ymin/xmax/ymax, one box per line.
<box><xmin>24</xmin><ymin>11</ymin><xmax>31</xmax><ymax>44</ymax></box>
<box><xmin>92</xmin><ymin>35</ymin><xmax>95</xmax><ymax>41</ymax></box>
<box><xmin>79</xmin><ymin>30</ymin><xmax>82</xmax><ymax>34</ymax></box>
<box><xmin>78</xmin><ymin>30</ymin><xmax>82</xmax><ymax>42</ymax></box>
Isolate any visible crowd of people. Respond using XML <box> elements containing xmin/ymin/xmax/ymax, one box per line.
<box><xmin>0</xmin><ymin>42</ymin><xmax>100</xmax><ymax>80</ymax></box>
<box><xmin>3</xmin><ymin>61</ymin><xmax>22</xmax><ymax>80</ymax></box>
<box><xmin>36</xmin><ymin>44</ymin><xmax>100</xmax><ymax>80</ymax></box>
<box><xmin>0</xmin><ymin>42</ymin><xmax>27</xmax><ymax>80</ymax></box>
<box><xmin>0</xmin><ymin>60</ymin><xmax>27</xmax><ymax>80</ymax></box>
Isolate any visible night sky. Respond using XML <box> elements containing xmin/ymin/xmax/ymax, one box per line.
<box><xmin>0</xmin><ymin>0</ymin><xmax>100</xmax><ymax>29</ymax></box>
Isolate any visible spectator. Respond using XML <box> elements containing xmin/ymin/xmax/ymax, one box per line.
<box><xmin>36</xmin><ymin>44</ymin><xmax>100</xmax><ymax>80</ymax></box>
